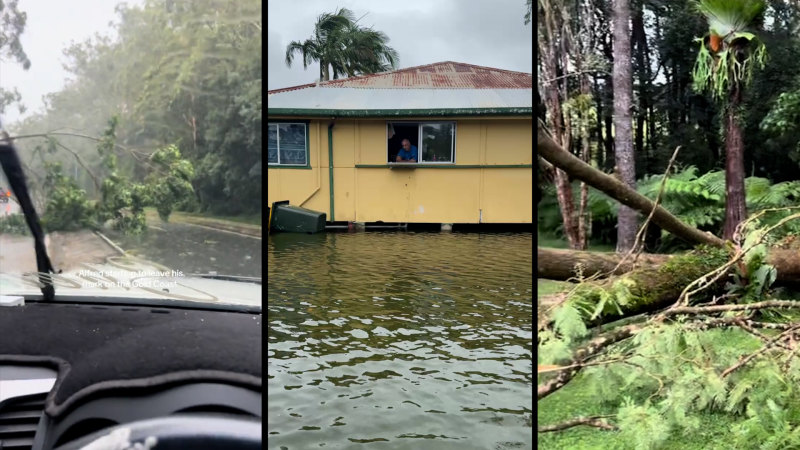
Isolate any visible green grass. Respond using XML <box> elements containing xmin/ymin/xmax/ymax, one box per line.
<box><xmin>539</xmin><ymin>279</ymin><xmax>572</xmax><ymax>297</ymax></box>
<box><xmin>144</xmin><ymin>207</ymin><xmax>262</xmax><ymax>226</ymax></box>
<box><xmin>182</xmin><ymin>211</ymin><xmax>262</xmax><ymax>226</ymax></box>
<box><xmin>538</xmin><ymin>231</ymin><xmax>615</xmax><ymax>253</ymax></box>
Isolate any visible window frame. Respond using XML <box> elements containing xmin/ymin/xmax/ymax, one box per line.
<box><xmin>387</xmin><ymin>120</ymin><xmax>456</xmax><ymax>164</ymax></box>
<box><xmin>268</xmin><ymin>121</ymin><xmax>310</xmax><ymax>168</ymax></box>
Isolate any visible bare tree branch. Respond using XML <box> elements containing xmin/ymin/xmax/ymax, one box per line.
<box><xmin>538</xmin><ymin>416</ymin><xmax>618</xmax><ymax>433</ymax></box>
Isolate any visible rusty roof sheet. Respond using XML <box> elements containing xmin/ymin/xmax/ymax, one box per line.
<box><xmin>267</xmin><ymin>61</ymin><xmax>532</xmax><ymax>93</ymax></box>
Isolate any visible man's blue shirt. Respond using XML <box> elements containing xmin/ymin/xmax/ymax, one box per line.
<box><xmin>397</xmin><ymin>145</ymin><xmax>418</xmax><ymax>161</ymax></box>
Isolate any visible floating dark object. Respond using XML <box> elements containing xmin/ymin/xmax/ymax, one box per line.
<box><xmin>269</xmin><ymin>201</ymin><xmax>326</xmax><ymax>233</ymax></box>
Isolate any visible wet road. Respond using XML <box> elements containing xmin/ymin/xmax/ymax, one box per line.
<box><xmin>1</xmin><ymin>230</ymin><xmax>118</xmax><ymax>274</ymax></box>
<box><xmin>268</xmin><ymin>232</ymin><xmax>533</xmax><ymax>449</ymax></box>
<box><xmin>104</xmin><ymin>221</ymin><xmax>262</xmax><ymax>278</ymax></box>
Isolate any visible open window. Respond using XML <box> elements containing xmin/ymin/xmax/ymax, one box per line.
<box><xmin>387</xmin><ymin>121</ymin><xmax>455</xmax><ymax>164</ymax></box>
<box><xmin>268</xmin><ymin>122</ymin><xmax>308</xmax><ymax>167</ymax></box>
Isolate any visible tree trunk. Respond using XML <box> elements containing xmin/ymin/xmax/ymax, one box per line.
<box><xmin>723</xmin><ymin>84</ymin><xmax>747</xmax><ymax>240</ymax></box>
<box><xmin>321</xmin><ymin>62</ymin><xmax>330</xmax><ymax>81</ymax></box>
<box><xmin>539</xmin><ymin>0</ymin><xmax>582</xmax><ymax>249</ymax></box>
<box><xmin>538</xmin><ymin>247</ymin><xmax>670</xmax><ymax>280</ymax></box>
<box><xmin>632</xmin><ymin>4</ymin><xmax>652</xmax><ymax>172</ymax></box>
<box><xmin>538</xmin><ymin>120</ymin><xmax>725</xmax><ymax>248</ymax></box>
<box><xmin>538</xmin><ymin>247</ymin><xmax>800</xmax><ymax>284</ymax></box>
<box><xmin>613</xmin><ymin>0</ymin><xmax>637</xmax><ymax>253</ymax></box>
<box><xmin>539</xmin><ymin>246</ymin><xmax>731</xmax><ymax>327</ymax></box>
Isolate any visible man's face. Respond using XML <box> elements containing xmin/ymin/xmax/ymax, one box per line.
<box><xmin>402</xmin><ymin>140</ymin><xmax>410</xmax><ymax>150</ymax></box>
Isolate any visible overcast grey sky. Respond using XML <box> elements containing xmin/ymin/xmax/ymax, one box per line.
<box><xmin>267</xmin><ymin>0</ymin><xmax>533</xmax><ymax>91</ymax></box>
<box><xmin>1</xmin><ymin>0</ymin><xmax>143</xmax><ymax>126</ymax></box>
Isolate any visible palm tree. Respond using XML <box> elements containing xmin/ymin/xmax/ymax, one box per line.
<box><xmin>285</xmin><ymin>8</ymin><xmax>399</xmax><ymax>82</ymax></box>
<box><xmin>691</xmin><ymin>0</ymin><xmax>767</xmax><ymax>240</ymax></box>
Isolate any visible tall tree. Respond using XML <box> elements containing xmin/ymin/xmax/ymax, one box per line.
<box><xmin>613</xmin><ymin>0</ymin><xmax>637</xmax><ymax>252</ymax></box>
<box><xmin>285</xmin><ymin>7</ymin><xmax>398</xmax><ymax>82</ymax></box>
<box><xmin>691</xmin><ymin>0</ymin><xmax>767</xmax><ymax>240</ymax></box>
<box><xmin>0</xmin><ymin>0</ymin><xmax>30</xmax><ymax>116</ymax></box>
<box><xmin>538</xmin><ymin>0</ymin><xmax>583</xmax><ymax>249</ymax></box>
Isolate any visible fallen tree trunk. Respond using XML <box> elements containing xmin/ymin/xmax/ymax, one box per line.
<box><xmin>538</xmin><ymin>247</ymin><xmax>800</xmax><ymax>284</ymax></box>
<box><xmin>537</xmin><ymin>120</ymin><xmax>725</xmax><ymax>248</ymax></box>
<box><xmin>538</xmin><ymin>246</ymin><xmax>732</xmax><ymax>327</ymax></box>
<box><xmin>538</xmin><ymin>247</ymin><xmax>670</xmax><ymax>280</ymax></box>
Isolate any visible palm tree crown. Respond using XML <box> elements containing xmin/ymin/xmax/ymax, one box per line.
<box><xmin>285</xmin><ymin>8</ymin><xmax>399</xmax><ymax>82</ymax></box>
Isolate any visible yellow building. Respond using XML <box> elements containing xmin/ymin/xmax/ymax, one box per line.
<box><xmin>267</xmin><ymin>61</ymin><xmax>533</xmax><ymax>225</ymax></box>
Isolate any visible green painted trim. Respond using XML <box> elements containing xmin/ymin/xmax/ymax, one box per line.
<box><xmin>328</xmin><ymin>122</ymin><xmax>335</xmax><ymax>221</ymax></box>
<box><xmin>267</xmin><ymin>165</ymin><xmax>312</xmax><ymax>169</ymax></box>
<box><xmin>268</xmin><ymin>119</ymin><xmax>311</xmax><ymax>123</ymax></box>
<box><xmin>354</xmin><ymin>164</ymin><xmax>533</xmax><ymax>169</ymax></box>
<box><xmin>268</xmin><ymin>121</ymin><xmax>310</xmax><ymax>167</ymax></box>
<box><xmin>268</xmin><ymin>107</ymin><xmax>532</xmax><ymax>117</ymax></box>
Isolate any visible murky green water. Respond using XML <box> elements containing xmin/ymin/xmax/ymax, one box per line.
<box><xmin>267</xmin><ymin>232</ymin><xmax>533</xmax><ymax>449</ymax></box>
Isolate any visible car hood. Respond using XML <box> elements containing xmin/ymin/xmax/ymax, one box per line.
<box><xmin>0</xmin><ymin>262</ymin><xmax>261</xmax><ymax>309</ymax></box>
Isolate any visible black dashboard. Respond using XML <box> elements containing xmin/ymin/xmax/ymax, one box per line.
<box><xmin>0</xmin><ymin>300</ymin><xmax>262</xmax><ymax>449</ymax></box>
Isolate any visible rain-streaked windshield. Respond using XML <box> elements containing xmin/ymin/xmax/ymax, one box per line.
<box><xmin>0</xmin><ymin>0</ymin><xmax>262</xmax><ymax>308</ymax></box>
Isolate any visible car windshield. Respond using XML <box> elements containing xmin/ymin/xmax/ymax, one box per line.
<box><xmin>0</xmin><ymin>0</ymin><xmax>262</xmax><ymax>309</ymax></box>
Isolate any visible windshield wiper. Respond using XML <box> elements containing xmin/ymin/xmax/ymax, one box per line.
<box><xmin>0</xmin><ymin>127</ymin><xmax>56</xmax><ymax>301</ymax></box>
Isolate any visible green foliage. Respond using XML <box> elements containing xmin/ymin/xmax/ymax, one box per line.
<box><xmin>8</xmin><ymin>0</ymin><xmax>261</xmax><ymax>217</ymax></box>
<box><xmin>0</xmin><ymin>0</ymin><xmax>31</xmax><ymax>69</ymax></box>
<box><xmin>761</xmin><ymin>82</ymin><xmax>800</xmax><ymax>166</ymax></box>
<box><xmin>146</xmin><ymin>144</ymin><xmax>195</xmax><ymax>222</ymax></box>
<box><xmin>285</xmin><ymin>7</ymin><xmax>398</xmax><ymax>81</ymax></box>
<box><xmin>692</xmin><ymin>0</ymin><xmax>768</xmax><ymax>101</ymax></box>
<box><xmin>41</xmin><ymin>162</ymin><xmax>94</xmax><ymax>232</ymax></box>
<box><xmin>538</xmin><ymin>329</ymin><xmax>572</xmax><ymax>366</ymax></box>
<box><xmin>617</xmin><ymin>399</ymin><xmax>671</xmax><ymax>450</ymax></box>
<box><xmin>539</xmin><ymin>303</ymin><xmax>800</xmax><ymax>449</ymax></box>
<box><xmin>539</xmin><ymin>167</ymin><xmax>800</xmax><ymax>246</ymax></box>
<box><xmin>33</xmin><ymin>118</ymin><xmax>197</xmax><ymax>235</ymax></box>
<box><xmin>0</xmin><ymin>0</ymin><xmax>30</xmax><ymax>115</ymax></box>
<box><xmin>0</xmin><ymin>213</ymin><xmax>29</xmax><ymax>235</ymax></box>
<box><xmin>692</xmin><ymin>32</ymin><xmax>768</xmax><ymax>101</ymax></box>
<box><xmin>761</xmin><ymin>88</ymin><xmax>800</xmax><ymax>135</ymax></box>
<box><xmin>694</xmin><ymin>0</ymin><xmax>766</xmax><ymax>38</ymax></box>
<box><xmin>553</xmin><ymin>302</ymin><xmax>589</xmax><ymax>344</ymax></box>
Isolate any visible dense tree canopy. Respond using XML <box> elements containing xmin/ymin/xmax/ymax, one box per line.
<box><xmin>539</xmin><ymin>0</ymin><xmax>800</xmax><ymax>248</ymax></box>
<box><xmin>8</xmin><ymin>0</ymin><xmax>262</xmax><ymax>217</ymax></box>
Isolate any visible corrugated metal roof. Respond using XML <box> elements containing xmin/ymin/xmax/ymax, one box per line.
<box><xmin>267</xmin><ymin>88</ymin><xmax>533</xmax><ymax>114</ymax></box>
<box><xmin>267</xmin><ymin>61</ymin><xmax>532</xmax><ymax>93</ymax></box>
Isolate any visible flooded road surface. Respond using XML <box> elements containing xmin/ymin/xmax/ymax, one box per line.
<box><xmin>267</xmin><ymin>232</ymin><xmax>533</xmax><ymax>449</ymax></box>
<box><xmin>104</xmin><ymin>221</ymin><xmax>262</xmax><ymax>278</ymax></box>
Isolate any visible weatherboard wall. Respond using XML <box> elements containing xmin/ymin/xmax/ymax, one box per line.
<box><xmin>267</xmin><ymin>117</ymin><xmax>533</xmax><ymax>224</ymax></box>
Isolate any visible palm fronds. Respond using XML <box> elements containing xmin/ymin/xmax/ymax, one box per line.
<box><xmin>285</xmin><ymin>7</ymin><xmax>399</xmax><ymax>81</ymax></box>
<box><xmin>694</xmin><ymin>0</ymin><xmax>766</xmax><ymax>38</ymax></box>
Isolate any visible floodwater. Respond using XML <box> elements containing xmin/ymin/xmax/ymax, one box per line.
<box><xmin>267</xmin><ymin>231</ymin><xmax>533</xmax><ymax>449</ymax></box>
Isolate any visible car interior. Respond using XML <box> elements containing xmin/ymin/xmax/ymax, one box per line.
<box><xmin>1</xmin><ymin>141</ymin><xmax>262</xmax><ymax>450</ymax></box>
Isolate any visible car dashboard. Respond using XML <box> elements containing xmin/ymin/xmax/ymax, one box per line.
<box><xmin>0</xmin><ymin>301</ymin><xmax>262</xmax><ymax>450</ymax></box>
